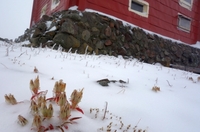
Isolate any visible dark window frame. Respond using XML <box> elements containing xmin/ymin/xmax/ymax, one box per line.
<box><xmin>131</xmin><ymin>1</ymin><xmax>144</xmax><ymax>13</ymax></box>
<box><xmin>128</xmin><ymin>0</ymin><xmax>149</xmax><ymax>18</ymax></box>
<box><xmin>178</xmin><ymin>14</ymin><xmax>191</xmax><ymax>32</ymax></box>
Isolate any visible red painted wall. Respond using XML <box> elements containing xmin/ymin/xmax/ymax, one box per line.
<box><xmin>30</xmin><ymin>0</ymin><xmax>77</xmax><ymax>26</ymax></box>
<box><xmin>30</xmin><ymin>0</ymin><xmax>200</xmax><ymax>44</ymax></box>
<box><xmin>84</xmin><ymin>0</ymin><xmax>200</xmax><ymax>44</ymax></box>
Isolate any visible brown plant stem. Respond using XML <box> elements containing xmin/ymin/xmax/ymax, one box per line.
<box><xmin>166</xmin><ymin>80</ymin><xmax>172</xmax><ymax>87</ymax></box>
<box><xmin>0</xmin><ymin>63</ymin><xmax>8</xmax><ymax>69</ymax></box>
<box><xmin>102</xmin><ymin>101</ymin><xmax>108</xmax><ymax>120</ymax></box>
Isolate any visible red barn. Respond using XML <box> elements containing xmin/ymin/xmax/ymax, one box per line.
<box><xmin>30</xmin><ymin>0</ymin><xmax>200</xmax><ymax>44</ymax></box>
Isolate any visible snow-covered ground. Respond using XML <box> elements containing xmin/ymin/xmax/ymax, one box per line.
<box><xmin>0</xmin><ymin>41</ymin><xmax>200</xmax><ymax>132</ymax></box>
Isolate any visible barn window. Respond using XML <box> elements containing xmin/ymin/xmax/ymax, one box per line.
<box><xmin>40</xmin><ymin>4</ymin><xmax>47</xmax><ymax>18</ymax></box>
<box><xmin>178</xmin><ymin>14</ymin><xmax>191</xmax><ymax>32</ymax></box>
<box><xmin>128</xmin><ymin>0</ymin><xmax>149</xmax><ymax>17</ymax></box>
<box><xmin>51</xmin><ymin>0</ymin><xmax>60</xmax><ymax>10</ymax></box>
<box><xmin>179</xmin><ymin>0</ymin><xmax>193</xmax><ymax>10</ymax></box>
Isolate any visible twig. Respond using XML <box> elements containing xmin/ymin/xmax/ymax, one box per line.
<box><xmin>133</xmin><ymin>118</ymin><xmax>141</xmax><ymax>130</ymax></box>
<box><xmin>10</xmin><ymin>45</ymin><xmax>14</xmax><ymax>52</ymax></box>
<box><xmin>84</xmin><ymin>46</ymin><xmax>88</xmax><ymax>59</ymax></box>
<box><xmin>166</xmin><ymin>80</ymin><xmax>172</xmax><ymax>87</ymax></box>
<box><xmin>155</xmin><ymin>78</ymin><xmax>158</xmax><ymax>84</ymax></box>
<box><xmin>102</xmin><ymin>101</ymin><xmax>108</xmax><ymax>120</ymax></box>
<box><xmin>18</xmin><ymin>52</ymin><xmax>25</xmax><ymax>57</ymax></box>
<box><xmin>6</xmin><ymin>46</ymin><xmax>9</xmax><ymax>56</ymax></box>
<box><xmin>51</xmin><ymin>43</ymin><xmax>56</xmax><ymax>50</ymax></box>
<box><xmin>29</xmin><ymin>55</ymin><xmax>31</xmax><ymax>60</ymax></box>
<box><xmin>0</xmin><ymin>63</ymin><xmax>8</xmax><ymax>69</ymax></box>
<box><xmin>85</xmin><ymin>45</ymin><xmax>88</xmax><ymax>55</ymax></box>
<box><xmin>117</xmin><ymin>89</ymin><xmax>125</xmax><ymax>94</ymax></box>
<box><xmin>68</xmin><ymin>48</ymin><xmax>72</xmax><ymax>54</ymax></box>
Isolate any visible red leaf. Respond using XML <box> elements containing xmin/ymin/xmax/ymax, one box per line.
<box><xmin>46</xmin><ymin>97</ymin><xmax>54</xmax><ymax>101</ymax></box>
<box><xmin>64</xmin><ymin>125</ymin><xmax>68</xmax><ymax>129</ymax></box>
<box><xmin>30</xmin><ymin>94</ymin><xmax>37</xmax><ymax>100</ymax></box>
<box><xmin>39</xmin><ymin>126</ymin><xmax>46</xmax><ymax>131</ymax></box>
<box><xmin>46</xmin><ymin>96</ymin><xmax>59</xmax><ymax>103</ymax></box>
<box><xmin>31</xmin><ymin>90</ymin><xmax>48</xmax><ymax>100</ymax></box>
<box><xmin>76</xmin><ymin>107</ymin><xmax>84</xmax><ymax>114</ymax></box>
<box><xmin>69</xmin><ymin>117</ymin><xmax>82</xmax><ymax>121</ymax></box>
<box><xmin>31</xmin><ymin>127</ymin><xmax>37</xmax><ymax>131</ymax></box>
<box><xmin>44</xmin><ymin>128</ymin><xmax>49</xmax><ymax>131</ymax></box>
<box><xmin>54</xmin><ymin>96</ymin><xmax>59</xmax><ymax>103</ymax></box>
<box><xmin>56</xmin><ymin>126</ymin><xmax>64</xmax><ymax>132</ymax></box>
<box><xmin>49</xmin><ymin>124</ymin><xmax>54</xmax><ymax>130</ymax></box>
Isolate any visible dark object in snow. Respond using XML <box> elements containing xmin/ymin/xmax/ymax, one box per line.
<box><xmin>119</xmin><ymin>80</ymin><xmax>126</xmax><ymax>83</ymax></box>
<box><xmin>97</xmin><ymin>78</ymin><xmax>127</xmax><ymax>86</ymax></box>
<box><xmin>97</xmin><ymin>79</ymin><xmax>110</xmax><ymax>86</ymax></box>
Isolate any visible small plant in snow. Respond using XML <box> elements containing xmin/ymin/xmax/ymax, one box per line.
<box><xmin>59</xmin><ymin>102</ymin><xmax>71</xmax><ymax>121</ymax></box>
<box><xmin>152</xmin><ymin>86</ymin><xmax>160</xmax><ymax>92</ymax></box>
<box><xmin>197</xmin><ymin>76</ymin><xmax>200</xmax><ymax>82</ymax></box>
<box><xmin>91</xmin><ymin>102</ymin><xmax>147</xmax><ymax>132</ymax></box>
<box><xmin>4</xmin><ymin>94</ymin><xmax>17</xmax><ymax>105</ymax></box>
<box><xmin>18</xmin><ymin>115</ymin><xmax>28</xmax><ymax>126</ymax></box>
<box><xmin>4</xmin><ymin>76</ymin><xmax>84</xmax><ymax>131</ymax></box>
<box><xmin>32</xmin><ymin>114</ymin><xmax>42</xmax><ymax>131</ymax></box>
<box><xmin>70</xmin><ymin>88</ymin><xmax>84</xmax><ymax>110</ymax></box>
<box><xmin>33</xmin><ymin>66</ymin><xmax>39</xmax><ymax>73</ymax></box>
<box><xmin>30</xmin><ymin>75</ymin><xmax>40</xmax><ymax>95</ymax></box>
<box><xmin>30</xmin><ymin>100</ymin><xmax>39</xmax><ymax>114</ymax></box>
<box><xmin>188</xmin><ymin>77</ymin><xmax>194</xmax><ymax>81</ymax></box>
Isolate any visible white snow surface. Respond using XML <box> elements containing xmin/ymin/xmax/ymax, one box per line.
<box><xmin>46</xmin><ymin>21</ymin><xmax>52</xmax><ymax>29</ymax></box>
<box><xmin>0</xmin><ymin>41</ymin><xmax>200</xmax><ymax>132</ymax></box>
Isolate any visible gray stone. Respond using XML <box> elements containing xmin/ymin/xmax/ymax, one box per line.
<box><xmin>105</xmin><ymin>26</ymin><xmax>112</xmax><ymax>36</ymax></box>
<box><xmin>91</xmin><ymin>27</ymin><xmax>100</xmax><ymax>37</ymax></box>
<box><xmin>39</xmin><ymin>37</ymin><xmax>48</xmax><ymax>44</ymax></box>
<box><xmin>66</xmin><ymin>13</ymin><xmax>81</xmax><ymax>21</ymax></box>
<box><xmin>30</xmin><ymin>37</ymin><xmax>40</xmax><ymax>46</ymax></box>
<box><xmin>164</xmin><ymin>50</ymin><xmax>170</xmax><ymax>56</ymax></box>
<box><xmin>32</xmin><ymin>28</ymin><xmax>42</xmax><ymax>38</ymax></box>
<box><xmin>53</xmin><ymin>33</ymin><xmax>80</xmax><ymax>49</ymax></box>
<box><xmin>104</xmin><ymin>39</ymin><xmax>112</xmax><ymax>46</ymax></box>
<box><xmin>60</xmin><ymin>19</ymin><xmax>76</xmax><ymax>35</ymax></box>
<box><xmin>98</xmin><ymin>81</ymin><xmax>109</xmax><ymax>86</ymax></box>
<box><xmin>16</xmin><ymin>10</ymin><xmax>200</xmax><ymax>69</ymax></box>
<box><xmin>97</xmin><ymin>79</ymin><xmax>110</xmax><ymax>86</ymax></box>
<box><xmin>37</xmin><ymin>22</ymin><xmax>47</xmax><ymax>32</ymax></box>
<box><xmin>82</xmin><ymin>30</ymin><xmax>90</xmax><ymax>41</ymax></box>
<box><xmin>96</xmin><ymin>41</ymin><xmax>104</xmax><ymax>49</ymax></box>
<box><xmin>45</xmin><ymin>31</ymin><xmax>56</xmax><ymax>40</ymax></box>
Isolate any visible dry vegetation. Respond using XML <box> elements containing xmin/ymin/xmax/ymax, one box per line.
<box><xmin>5</xmin><ymin>76</ymin><xmax>84</xmax><ymax>132</ymax></box>
<box><xmin>90</xmin><ymin>102</ymin><xmax>148</xmax><ymax>132</ymax></box>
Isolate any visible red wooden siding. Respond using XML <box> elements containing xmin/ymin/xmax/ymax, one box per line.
<box><xmin>30</xmin><ymin>0</ymin><xmax>77</xmax><ymax>26</ymax></box>
<box><xmin>30</xmin><ymin>0</ymin><xmax>200</xmax><ymax>44</ymax></box>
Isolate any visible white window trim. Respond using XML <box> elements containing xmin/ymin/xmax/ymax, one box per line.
<box><xmin>40</xmin><ymin>4</ymin><xmax>47</xmax><ymax>18</ymax></box>
<box><xmin>179</xmin><ymin>0</ymin><xmax>193</xmax><ymax>11</ymax></box>
<box><xmin>51</xmin><ymin>0</ymin><xmax>60</xmax><ymax>10</ymax></box>
<box><xmin>128</xmin><ymin>0</ymin><xmax>149</xmax><ymax>18</ymax></box>
<box><xmin>177</xmin><ymin>13</ymin><xmax>191</xmax><ymax>33</ymax></box>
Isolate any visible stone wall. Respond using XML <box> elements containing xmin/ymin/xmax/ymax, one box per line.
<box><xmin>0</xmin><ymin>37</ymin><xmax>12</xmax><ymax>44</ymax></box>
<box><xmin>16</xmin><ymin>10</ymin><xmax>200</xmax><ymax>68</ymax></box>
